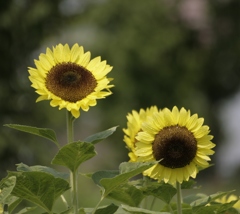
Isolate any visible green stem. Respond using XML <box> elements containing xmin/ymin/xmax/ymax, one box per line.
<box><xmin>66</xmin><ymin>111</ymin><xmax>78</xmax><ymax>214</ymax></box>
<box><xmin>67</xmin><ymin>111</ymin><xmax>74</xmax><ymax>144</ymax></box>
<box><xmin>92</xmin><ymin>196</ymin><xmax>104</xmax><ymax>214</ymax></box>
<box><xmin>168</xmin><ymin>204</ymin><xmax>174</xmax><ymax>214</ymax></box>
<box><xmin>60</xmin><ymin>194</ymin><xmax>69</xmax><ymax>209</ymax></box>
<box><xmin>176</xmin><ymin>182</ymin><xmax>182</xmax><ymax>214</ymax></box>
<box><xmin>150</xmin><ymin>197</ymin><xmax>156</xmax><ymax>210</ymax></box>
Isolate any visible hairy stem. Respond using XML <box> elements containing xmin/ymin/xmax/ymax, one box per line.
<box><xmin>176</xmin><ymin>182</ymin><xmax>182</xmax><ymax>214</ymax></box>
<box><xmin>67</xmin><ymin>111</ymin><xmax>78</xmax><ymax>213</ymax></box>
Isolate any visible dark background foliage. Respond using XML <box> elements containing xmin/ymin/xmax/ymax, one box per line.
<box><xmin>1</xmin><ymin>0</ymin><xmax>240</xmax><ymax>205</ymax></box>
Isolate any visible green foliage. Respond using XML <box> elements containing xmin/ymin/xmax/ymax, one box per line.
<box><xmin>107</xmin><ymin>184</ymin><xmax>144</xmax><ymax>206</ymax></box>
<box><xmin>1</xmin><ymin>121</ymin><xmax>238</xmax><ymax>213</ymax></box>
<box><xmin>0</xmin><ymin>171</ymin><xmax>69</xmax><ymax>213</ymax></box>
<box><xmin>161</xmin><ymin>203</ymin><xmax>192</xmax><ymax>214</ymax></box>
<box><xmin>79</xmin><ymin>204</ymin><xmax>118</xmax><ymax>214</ymax></box>
<box><xmin>92</xmin><ymin>162</ymin><xmax>156</xmax><ymax>197</ymax></box>
<box><xmin>51</xmin><ymin>141</ymin><xmax>96</xmax><ymax>172</ymax></box>
<box><xmin>16</xmin><ymin>207</ymin><xmax>38</xmax><ymax>214</ymax></box>
<box><xmin>11</xmin><ymin>171</ymin><xmax>68</xmax><ymax>212</ymax></box>
<box><xmin>4</xmin><ymin>124</ymin><xmax>59</xmax><ymax>147</ymax></box>
<box><xmin>83</xmin><ymin>126</ymin><xmax>118</xmax><ymax>144</ymax></box>
<box><xmin>16</xmin><ymin>163</ymin><xmax>69</xmax><ymax>180</ymax></box>
<box><xmin>141</xmin><ymin>181</ymin><xmax>177</xmax><ymax>204</ymax></box>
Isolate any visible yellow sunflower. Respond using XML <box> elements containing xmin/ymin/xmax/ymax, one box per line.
<box><xmin>135</xmin><ymin>106</ymin><xmax>215</xmax><ymax>185</ymax></box>
<box><xmin>28</xmin><ymin>43</ymin><xmax>113</xmax><ymax>118</ymax></box>
<box><xmin>123</xmin><ymin>106</ymin><xmax>158</xmax><ymax>162</ymax></box>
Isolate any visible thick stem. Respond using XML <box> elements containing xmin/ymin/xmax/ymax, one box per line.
<box><xmin>71</xmin><ymin>170</ymin><xmax>78</xmax><ymax>213</ymax></box>
<box><xmin>176</xmin><ymin>182</ymin><xmax>182</xmax><ymax>214</ymax></box>
<box><xmin>67</xmin><ymin>111</ymin><xmax>74</xmax><ymax>144</ymax></box>
<box><xmin>66</xmin><ymin>111</ymin><xmax>78</xmax><ymax>214</ymax></box>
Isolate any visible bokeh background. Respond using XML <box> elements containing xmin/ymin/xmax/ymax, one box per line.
<box><xmin>1</xmin><ymin>0</ymin><xmax>240</xmax><ymax>208</ymax></box>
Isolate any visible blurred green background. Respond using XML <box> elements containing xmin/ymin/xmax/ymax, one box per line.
<box><xmin>1</xmin><ymin>0</ymin><xmax>240</xmax><ymax>209</ymax></box>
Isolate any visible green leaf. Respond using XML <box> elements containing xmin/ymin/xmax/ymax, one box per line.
<box><xmin>16</xmin><ymin>163</ymin><xmax>69</xmax><ymax>180</ymax></box>
<box><xmin>0</xmin><ymin>176</ymin><xmax>16</xmax><ymax>203</ymax></box>
<box><xmin>4</xmin><ymin>124</ymin><xmax>59</xmax><ymax>147</ymax></box>
<box><xmin>191</xmin><ymin>191</ymin><xmax>235</xmax><ymax>208</ymax></box>
<box><xmin>190</xmin><ymin>191</ymin><xmax>235</xmax><ymax>214</ymax></box>
<box><xmin>8</xmin><ymin>197</ymin><xmax>22</xmax><ymax>214</ymax></box>
<box><xmin>116</xmin><ymin>204</ymin><xmax>165</xmax><ymax>214</ymax></box>
<box><xmin>119</xmin><ymin>162</ymin><xmax>156</xmax><ymax>174</ymax></box>
<box><xmin>58</xmin><ymin>208</ymin><xmax>73</xmax><ymax>214</ymax></box>
<box><xmin>107</xmin><ymin>183</ymin><xmax>145</xmax><ymax>206</ymax></box>
<box><xmin>7</xmin><ymin>171</ymin><xmax>70</xmax><ymax>212</ymax></box>
<box><xmin>92</xmin><ymin>170</ymin><xmax>119</xmax><ymax>186</ymax></box>
<box><xmin>95</xmin><ymin>203</ymin><xmax>119</xmax><ymax>214</ymax></box>
<box><xmin>51</xmin><ymin>141</ymin><xmax>96</xmax><ymax>172</ymax></box>
<box><xmin>43</xmin><ymin>208</ymin><xmax>73</xmax><ymax>214</ymax></box>
<box><xmin>16</xmin><ymin>207</ymin><xmax>37</xmax><ymax>214</ymax></box>
<box><xmin>83</xmin><ymin>126</ymin><xmax>118</xmax><ymax>144</ymax></box>
<box><xmin>181</xmin><ymin>179</ymin><xmax>197</xmax><ymax>189</ymax></box>
<box><xmin>184</xmin><ymin>193</ymin><xmax>207</xmax><ymax>205</ymax></box>
<box><xmin>192</xmin><ymin>204</ymin><xmax>220</xmax><ymax>214</ymax></box>
<box><xmin>79</xmin><ymin>204</ymin><xmax>118</xmax><ymax>214</ymax></box>
<box><xmin>98</xmin><ymin>162</ymin><xmax>156</xmax><ymax>197</ymax></box>
<box><xmin>141</xmin><ymin>181</ymin><xmax>177</xmax><ymax>204</ymax></box>
<box><xmin>0</xmin><ymin>176</ymin><xmax>22</xmax><ymax>214</ymax></box>
<box><xmin>161</xmin><ymin>202</ymin><xmax>192</xmax><ymax>214</ymax></box>
<box><xmin>216</xmin><ymin>201</ymin><xmax>239</xmax><ymax>213</ymax></box>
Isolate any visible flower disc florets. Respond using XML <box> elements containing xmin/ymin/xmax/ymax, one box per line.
<box><xmin>152</xmin><ymin>125</ymin><xmax>197</xmax><ymax>169</ymax></box>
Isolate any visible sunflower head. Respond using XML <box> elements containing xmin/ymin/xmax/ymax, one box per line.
<box><xmin>28</xmin><ymin>43</ymin><xmax>114</xmax><ymax>118</ymax></box>
<box><xmin>123</xmin><ymin>106</ymin><xmax>158</xmax><ymax>162</ymax></box>
<box><xmin>135</xmin><ymin>106</ymin><xmax>215</xmax><ymax>185</ymax></box>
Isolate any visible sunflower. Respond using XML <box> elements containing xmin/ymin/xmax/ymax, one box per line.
<box><xmin>135</xmin><ymin>106</ymin><xmax>215</xmax><ymax>185</ymax></box>
<box><xmin>123</xmin><ymin>106</ymin><xmax>158</xmax><ymax>162</ymax></box>
<box><xmin>28</xmin><ymin>43</ymin><xmax>113</xmax><ymax>118</ymax></box>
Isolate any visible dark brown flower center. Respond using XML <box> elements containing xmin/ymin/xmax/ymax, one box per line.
<box><xmin>45</xmin><ymin>62</ymin><xmax>97</xmax><ymax>103</ymax></box>
<box><xmin>152</xmin><ymin>125</ymin><xmax>197</xmax><ymax>168</ymax></box>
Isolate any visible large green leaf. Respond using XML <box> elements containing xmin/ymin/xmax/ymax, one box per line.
<box><xmin>191</xmin><ymin>202</ymin><xmax>239</xmax><ymax>214</ymax></box>
<box><xmin>216</xmin><ymin>201</ymin><xmax>239</xmax><ymax>214</ymax></box>
<box><xmin>161</xmin><ymin>202</ymin><xmax>192</xmax><ymax>214</ymax></box>
<box><xmin>0</xmin><ymin>176</ymin><xmax>16</xmax><ymax>203</ymax></box>
<box><xmin>191</xmin><ymin>191</ymin><xmax>234</xmax><ymax>208</ymax></box>
<box><xmin>8</xmin><ymin>197</ymin><xmax>22</xmax><ymax>214</ymax></box>
<box><xmin>107</xmin><ymin>183</ymin><xmax>145</xmax><ymax>206</ymax></box>
<box><xmin>51</xmin><ymin>141</ymin><xmax>96</xmax><ymax>172</ymax></box>
<box><xmin>16</xmin><ymin>163</ymin><xmax>68</xmax><ymax>180</ymax></box>
<box><xmin>43</xmin><ymin>208</ymin><xmax>73</xmax><ymax>214</ymax></box>
<box><xmin>93</xmin><ymin>162</ymin><xmax>156</xmax><ymax>197</ymax></box>
<box><xmin>181</xmin><ymin>179</ymin><xmax>197</xmax><ymax>189</ymax></box>
<box><xmin>95</xmin><ymin>203</ymin><xmax>119</xmax><ymax>214</ymax></box>
<box><xmin>141</xmin><ymin>181</ymin><xmax>177</xmax><ymax>204</ymax></box>
<box><xmin>4</xmin><ymin>124</ymin><xmax>59</xmax><ymax>147</ymax></box>
<box><xmin>191</xmin><ymin>190</ymin><xmax>236</xmax><ymax>213</ymax></box>
<box><xmin>92</xmin><ymin>170</ymin><xmax>119</xmax><ymax>186</ymax></box>
<box><xmin>17</xmin><ymin>207</ymin><xmax>38</xmax><ymax>214</ymax></box>
<box><xmin>79</xmin><ymin>204</ymin><xmax>118</xmax><ymax>214</ymax></box>
<box><xmin>8</xmin><ymin>171</ymin><xmax>69</xmax><ymax>212</ymax></box>
<box><xmin>83</xmin><ymin>126</ymin><xmax>118</xmax><ymax>144</ymax></box>
<box><xmin>0</xmin><ymin>176</ymin><xmax>23</xmax><ymax>213</ymax></box>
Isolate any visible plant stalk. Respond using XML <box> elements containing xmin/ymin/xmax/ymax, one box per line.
<box><xmin>176</xmin><ymin>181</ymin><xmax>182</xmax><ymax>214</ymax></box>
<box><xmin>67</xmin><ymin>111</ymin><xmax>78</xmax><ymax>214</ymax></box>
